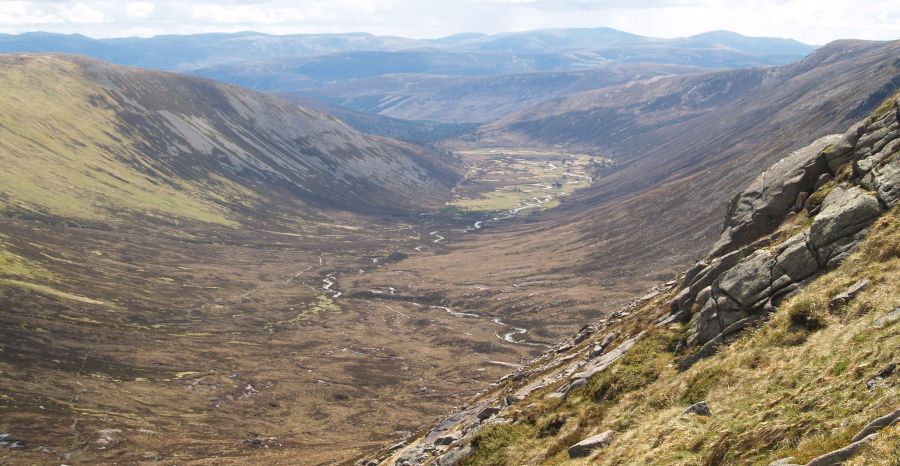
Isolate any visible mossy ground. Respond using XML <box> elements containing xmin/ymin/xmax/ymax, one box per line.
<box><xmin>870</xmin><ymin>92</ymin><xmax>899</xmax><ymax>122</ymax></box>
<box><xmin>0</xmin><ymin>241</ymin><xmax>46</xmax><ymax>279</ymax></box>
<box><xmin>264</xmin><ymin>294</ymin><xmax>341</xmax><ymax>332</ymax></box>
<box><xmin>464</xmin><ymin>208</ymin><xmax>899</xmax><ymax>465</ymax></box>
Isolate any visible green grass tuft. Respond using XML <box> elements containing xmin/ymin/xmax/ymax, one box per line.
<box><xmin>870</xmin><ymin>92</ymin><xmax>899</xmax><ymax>121</ymax></box>
<box><xmin>465</xmin><ymin>423</ymin><xmax>535</xmax><ymax>466</ymax></box>
<box><xmin>589</xmin><ymin>329</ymin><xmax>679</xmax><ymax>403</ymax></box>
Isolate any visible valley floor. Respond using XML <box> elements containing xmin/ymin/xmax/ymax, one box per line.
<box><xmin>0</xmin><ymin>148</ymin><xmax>641</xmax><ymax>465</ymax></box>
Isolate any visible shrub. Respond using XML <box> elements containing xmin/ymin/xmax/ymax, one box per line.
<box><xmin>787</xmin><ymin>295</ymin><xmax>826</xmax><ymax>331</ymax></box>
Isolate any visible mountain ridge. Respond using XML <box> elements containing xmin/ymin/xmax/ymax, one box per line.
<box><xmin>0</xmin><ymin>53</ymin><xmax>461</xmax><ymax>227</ymax></box>
<box><xmin>0</xmin><ymin>28</ymin><xmax>815</xmax><ymax>72</ymax></box>
<box><xmin>0</xmin><ymin>28</ymin><xmax>817</xmax><ymax>125</ymax></box>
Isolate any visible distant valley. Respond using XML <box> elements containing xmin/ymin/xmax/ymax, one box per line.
<box><xmin>0</xmin><ymin>28</ymin><xmax>816</xmax><ymax>125</ymax></box>
<box><xmin>0</xmin><ymin>26</ymin><xmax>897</xmax><ymax>466</ymax></box>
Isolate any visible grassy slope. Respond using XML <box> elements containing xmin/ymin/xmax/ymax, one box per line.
<box><xmin>0</xmin><ymin>55</ymin><xmax>263</xmax><ymax>226</ymax></box>
<box><xmin>465</xmin><ymin>207</ymin><xmax>899</xmax><ymax>465</ymax></box>
<box><xmin>0</xmin><ymin>235</ymin><xmax>46</xmax><ymax>279</ymax></box>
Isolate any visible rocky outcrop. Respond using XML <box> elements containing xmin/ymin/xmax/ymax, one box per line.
<box><xmin>684</xmin><ymin>185</ymin><xmax>883</xmax><ymax>350</ymax></box>
<box><xmin>572</xmin><ymin>332</ymin><xmax>643</xmax><ymax>380</ymax></box>
<box><xmin>567</xmin><ymin>430</ymin><xmax>613</xmax><ymax>458</ymax></box>
<box><xmin>809</xmin><ymin>186</ymin><xmax>883</xmax><ymax>267</ymax></box>
<box><xmin>828</xmin><ymin>278</ymin><xmax>870</xmax><ymax>310</ymax></box>
<box><xmin>710</xmin><ymin>134</ymin><xmax>841</xmax><ymax>257</ymax></box>
<box><xmin>670</xmin><ymin>96</ymin><xmax>899</xmax><ymax>367</ymax></box>
<box><xmin>682</xmin><ymin>401</ymin><xmax>712</xmax><ymax>417</ymax></box>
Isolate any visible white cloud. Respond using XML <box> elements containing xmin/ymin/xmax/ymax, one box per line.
<box><xmin>125</xmin><ymin>2</ymin><xmax>155</xmax><ymax>19</ymax></box>
<box><xmin>189</xmin><ymin>4</ymin><xmax>320</xmax><ymax>24</ymax></box>
<box><xmin>57</xmin><ymin>1</ymin><xmax>105</xmax><ymax>24</ymax></box>
<box><xmin>0</xmin><ymin>1</ymin><xmax>61</xmax><ymax>25</ymax></box>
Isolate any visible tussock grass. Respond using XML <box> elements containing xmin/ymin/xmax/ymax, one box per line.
<box><xmin>845</xmin><ymin>425</ymin><xmax>900</xmax><ymax>466</ymax></box>
<box><xmin>588</xmin><ymin>329</ymin><xmax>680</xmax><ymax>404</ymax></box>
<box><xmin>467</xmin><ymin>423</ymin><xmax>537</xmax><ymax>466</ymax></box>
<box><xmin>466</xmin><ymin>208</ymin><xmax>899</xmax><ymax>465</ymax></box>
<box><xmin>870</xmin><ymin>92</ymin><xmax>899</xmax><ymax>122</ymax></box>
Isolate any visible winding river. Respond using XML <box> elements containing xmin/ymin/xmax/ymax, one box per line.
<box><xmin>431</xmin><ymin>305</ymin><xmax>548</xmax><ymax>347</ymax></box>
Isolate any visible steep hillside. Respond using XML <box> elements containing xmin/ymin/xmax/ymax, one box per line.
<box><xmin>277</xmin><ymin>94</ymin><xmax>479</xmax><ymax>144</ymax></box>
<box><xmin>0</xmin><ymin>54</ymin><xmax>460</xmax><ymax>225</ymax></box>
<box><xmin>474</xmin><ymin>39</ymin><xmax>899</xmax><ymax>156</ymax></box>
<box><xmin>454</xmin><ymin>39</ymin><xmax>900</xmax><ymax>279</ymax></box>
<box><xmin>345</xmin><ymin>40</ymin><xmax>900</xmax><ymax>355</ymax></box>
<box><xmin>288</xmin><ymin>64</ymin><xmax>701</xmax><ymax>123</ymax></box>
<box><xmin>373</xmin><ymin>92</ymin><xmax>900</xmax><ymax>466</ymax></box>
<box><xmin>0</xmin><ymin>54</ymin><xmax>476</xmax><ymax>465</ymax></box>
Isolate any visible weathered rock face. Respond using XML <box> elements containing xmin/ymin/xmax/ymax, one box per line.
<box><xmin>809</xmin><ymin>186</ymin><xmax>883</xmax><ymax>267</ymax></box>
<box><xmin>710</xmin><ymin>134</ymin><xmax>841</xmax><ymax>257</ymax></box>
<box><xmin>677</xmin><ymin>95</ymin><xmax>899</xmax><ymax>362</ymax></box>
<box><xmin>686</xmin><ymin>189</ymin><xmax>885</xmax><ymax>351</ymax></box>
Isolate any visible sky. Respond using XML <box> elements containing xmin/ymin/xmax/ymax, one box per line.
<box><xmin>0</xmin><ymin>0</ymin><xmax>898</xmax><ymax>44</ymax></box>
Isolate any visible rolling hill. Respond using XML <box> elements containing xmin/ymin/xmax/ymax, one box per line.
<box><xmin>288</xmin><ymin>64</ymin><xmax>702</xmax><ymax>123</ymax></box>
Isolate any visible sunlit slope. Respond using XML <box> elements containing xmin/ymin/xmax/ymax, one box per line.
<box><xmin>0</xmin><ymin>56</ymin><xmax>242</xmax><ymax>224</ymax></box>
<box><xmin>0</xmin><ymin>54</ymin><xmax>460</xmax><ymax>226</ymax></box>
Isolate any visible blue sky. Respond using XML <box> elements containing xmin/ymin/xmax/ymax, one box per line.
<box><xmin>0</xmin><ymin>0</ymin><xmax>898</xmax><ymax>44</ymax></box>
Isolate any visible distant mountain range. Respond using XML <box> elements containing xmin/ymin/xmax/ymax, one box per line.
<box><xmin>0</xmin><ymin>29</ymin><xmax>818</xmax><ymax>124</ymax></box>
<box><xmin>0</xmin><ymin>29</ymin><xmax>815</xmax><ymax>73</ymax></box>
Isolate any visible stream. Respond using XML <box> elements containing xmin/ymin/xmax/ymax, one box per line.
<box><xmin>431</xmin><ymin>306</ymin><xmax>548</xmax><ymax>348</ymax></box>
<box><xmin>322</xmin><ymin>273</ymin><xmax>342</xmax><ymax>299</ymax></box>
